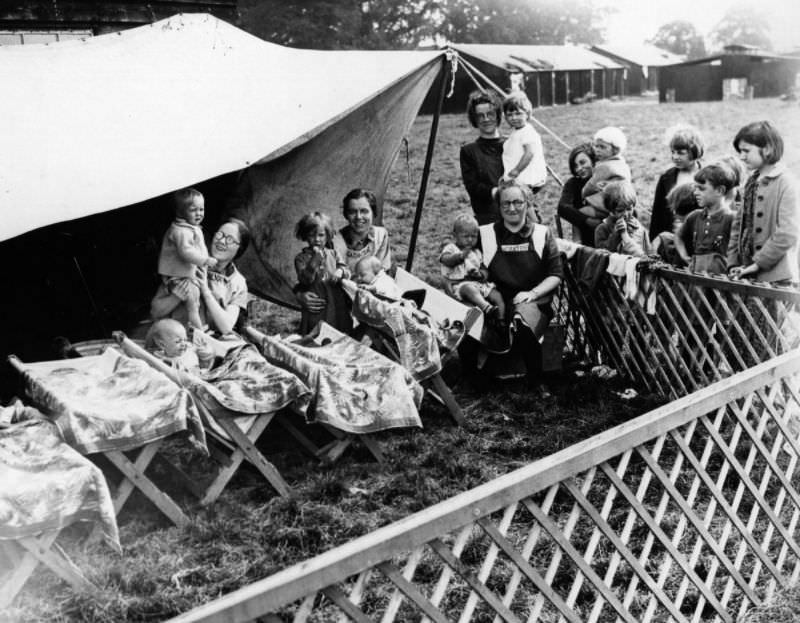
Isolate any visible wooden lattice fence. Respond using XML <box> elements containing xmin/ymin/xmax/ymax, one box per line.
<box><xmin>169</xmin><ymin>349</ymin><xmax>800</xmax><ymax>623</ymax></box>
<box><xmin>555</xmin><ymin>254</ymin><xmax>800</xmax><ymax>399</ymax></box>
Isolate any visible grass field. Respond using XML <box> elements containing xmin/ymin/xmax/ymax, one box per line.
<box><xmin>8</xmin><ymin>97</ymin><xmax>800</xmax><ymax>622</ymax></box>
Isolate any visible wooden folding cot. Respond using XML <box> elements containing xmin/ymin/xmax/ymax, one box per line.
<box><xmin>0</xmin><ymin>529</ymin><xmax>96</xmax><ymax>608</ymax></box>
<box><xmin>241</xmin><ymin>325</ymin><xmax>387</xmax><ymax>465</ymax></box>
<box><xmin>0</xmin><ymin>417</ymin><xmax>119</xmax><ymax>608</ymax></box>
<box><xmin>113</xmin><ymin>332</ymin><xmax>293</xmax><ymax>503</ymax></box>
<box><xmin>8</xmin><ymin>351</ymin><xmax>195</xmax><ymax>528</ymax></box>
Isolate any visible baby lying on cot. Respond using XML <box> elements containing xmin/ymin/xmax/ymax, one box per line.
<box><xmin>145</xmin><ymin>318</ymin><xmax>215</xmax><ymax>373</ymax></box>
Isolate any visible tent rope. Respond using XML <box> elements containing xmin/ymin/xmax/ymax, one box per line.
<box><xmin>456</xmin><ymin>55</ymin><xmax>571</xmax><ymax>151</ymax></box>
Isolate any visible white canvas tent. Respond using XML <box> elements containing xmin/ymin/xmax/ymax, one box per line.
<box><xmin>0</xmin><ymin>14</ymin><xmax>445</xmax><ymax>370</ymax></box>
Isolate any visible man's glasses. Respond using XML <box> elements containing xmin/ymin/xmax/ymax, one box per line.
<box><xmin>213</xmin><ymin>231</ymin><xmax>240</xmax><ymax>246</ymax></box>
<box><xmin>500</xmin><ymin>199</ymin><xmax>525</xmax><ymax>209</ymax></box>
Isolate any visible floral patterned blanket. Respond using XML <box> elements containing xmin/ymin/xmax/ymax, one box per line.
<box><xmin>0</xmin><ymin>418</ymin><xmax>119</xmax><ymax>550</ymax></box>
<box><xmin>21</xmin><ymin>349</ymin><xmax>205</xmax><ymax>455</ymax></box>
<box><xmin>348</xmin><ymin>287</ymin><xmax>442</xmax><ymax>381</ymax></box>
<box><xmin>194</xmin><ymin>344</ymin><xmax>312</xmax><ymax>417</ymax></box>
<box><xmin>256</xmin><ymin>325</ymin><xmax>423</xmax><ymax>434</ymax></box>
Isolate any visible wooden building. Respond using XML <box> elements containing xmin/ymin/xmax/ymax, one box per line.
<box><xmin>0</xmin><ymin>1</ymin><xmax>238</xmax><ymax>44</ymax></box>
<box><xmin>422</xmin><ymin>43</ymin><xmax>624</xmax><ymax>114</ymax></box>
<box><xmin>591</xmin><ymin>43</ymin><xmax>684</xmax><ymax>95</ymax></box>
<box><xmin>658</xmin><ymin>45</ymin><xmax>800</xmax><ymax>103</ymax></box>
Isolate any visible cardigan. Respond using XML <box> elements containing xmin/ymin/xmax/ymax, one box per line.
<box><xmin>727</xmin><ymin>163</ymin><xmax>799</xmax><ymax>283</ymax></box>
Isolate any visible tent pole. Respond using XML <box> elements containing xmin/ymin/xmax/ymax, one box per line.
<box><xmin>405</xmin><ymin>58</ymin><xmax>449</xmax><ymax>272</ymax></box>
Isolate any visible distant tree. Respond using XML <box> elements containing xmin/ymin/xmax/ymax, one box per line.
<box><xmin>237</xmin><ymin>0</ymin><xmax>436</xmax><ymax>49</ymax></box>
<box><xmin>436</xmin><ymin>0</ymin><xmax>608</xmax><ymax>45</ymax></box>
<box><xmin>238</xmin><ymin>0</ymin><xmax>608</xmax><ymax>49</ymax></box>
<box><xmin>648</xmin><ymin>20</ymin><xmax>706</xmax><ymax>59</ymax></box>
<box><xmin>709</xmin><ymin>4</ymin><xmax>773</xmax><ymax>51</ymax></box>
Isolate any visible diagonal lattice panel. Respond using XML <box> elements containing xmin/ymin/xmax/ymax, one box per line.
<box><xmin>167</xmin><ymin>352</ymin><xmax>800</xmax><ymax>623</ymax></box>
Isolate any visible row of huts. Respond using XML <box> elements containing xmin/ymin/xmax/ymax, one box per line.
<box><xmin>2</xmin><ymin>3</ymin><xmax>799</xmax><ymax>108</ymax></box>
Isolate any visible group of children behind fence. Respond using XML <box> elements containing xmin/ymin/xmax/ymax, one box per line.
<box><xmin>647</xmin><ymin>120</ymin><xmax>796</xmax><ymax>285</ymax></box>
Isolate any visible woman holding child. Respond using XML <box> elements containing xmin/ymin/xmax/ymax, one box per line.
<box><xmin>150</xmin><ymin>217</ymin><xmax>251</xmax><ymax>335</ymax></box>
<box><xmin>297</xmin><ymin>188</ymin><xmax>395</xmax><ymax>320</ymax></box>
<box><xmin>460</xmin><ymin>90</ymin><xmax>505</xmax><ymax>225</ymax></box>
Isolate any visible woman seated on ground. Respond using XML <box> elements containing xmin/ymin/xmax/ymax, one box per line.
<box><xmin>462</xmin><ymin>180</ymin><xmax>564</xmax><ymax>392</ymax></box>
<box><xmin>298</xmin><ymin>187</ymin><xmax>395</xmax><ymax>319</ymax></box>
<box><xmin>556</xmin><ymin>142</ymin><xmax>598</xmax><ymax>246</ymax></box>
<box><xmin>150</xmin><ymin>217</ymin><xmax>251</xmax><ymax>335</ymax></box>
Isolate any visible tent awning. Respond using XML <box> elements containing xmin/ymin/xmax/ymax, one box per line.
<box><xmin>0</xmin><ymin>13</ymin><xmax>444</xmax><ymax>243</ymax></box>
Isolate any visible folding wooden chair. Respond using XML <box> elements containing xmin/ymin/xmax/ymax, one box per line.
<box><xmin>243</xmin><ymin>324</ymin><xmax>423</xmax><ymax>465</ymax></box>
<box><xmin>113</xmin><ymin>332</ymin><xmax>293</xmax><ymax>502</ymax></box>
<box><xmin>8</xmin><ymin>351</ymin><xmax>197</xmax><ymax>528</ymax></box>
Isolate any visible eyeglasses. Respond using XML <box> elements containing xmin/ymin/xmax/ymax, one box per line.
<box><xmin>214</xmin><ymin>231</ymin><xmax>240</xmax><ymax>246</ymax></box>
<box><xmin>500</xmin><ymin>199</ymin><xmax>525</xmax><ymax>209</ymax></box>
<box><xmin>475</xmin><ymin>112</ymin><xmax>496</xmax><ymax>120</ymax></box>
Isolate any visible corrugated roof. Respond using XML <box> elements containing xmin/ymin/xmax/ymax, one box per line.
<box><xmin>591</xmin><ymin>43</ymin><xmax>685</xmax><ymax>67</ymax></box>
<box><xmin>451</xmin><ymin>43</ymin><xmax>623</xmax><ymax>72</ymax></box>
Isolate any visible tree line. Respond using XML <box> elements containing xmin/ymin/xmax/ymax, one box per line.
<box><xmin>238</xmin><ymin>0</ymin><xmax>774</xmax><ymax>58</ymax></box>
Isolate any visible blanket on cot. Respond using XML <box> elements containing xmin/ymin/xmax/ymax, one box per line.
<box><xmin>0</xmin><ymin>417</ymin><xmax>120</xmax><ymax>550</ymax></box>
<box><xmin>349</xmin><ymin>287</ymin><xmax>442</xmax><ymax>381</ymax></box>
<box><xmin>257</xmin><ymin>326</ymin><xmax>423</xmax><ymax>434</ymax></box>
<box><xmin>194</xmin><ymin>343</ymin><xmax>312</xmax><ymax>417</ymax></box>
<box><xmin>22</xmin><ymin>349</ymin><xmax>205</xmax><ymax>455</ymax></box>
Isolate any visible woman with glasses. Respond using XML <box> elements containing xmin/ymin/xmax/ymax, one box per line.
<box><xmin>462</xmin><ymin>180</ymin><xmax>563</xmax><ymax>392</ymax></box>
<box><xmin>460</xmin><ymin>90</ymin><xmax>505</xmax><ymax>225</ymax></box>
<box><xmin>150</xmin><ymin>218</ymin><xmax>251</xmax><ymax>335</ymax></box>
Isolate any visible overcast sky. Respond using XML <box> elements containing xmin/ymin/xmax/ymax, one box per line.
<box><xmin>597</xmin><ymin>0</ymin><xmax>800</xmax><ymax>52</ymax></box>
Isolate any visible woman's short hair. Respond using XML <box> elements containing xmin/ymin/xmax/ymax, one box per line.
<box><xmin>225</xmin><ymin>217</ymin><xmax>251</xmax><ymax>260</ymax></box>
<box><xmin>602</xmin><ymin>180</ymin><xmax>637</xmax><ymax>213</ymax></box>
<box><xmin>341</xmin><ymin>188</ymin><xmax>378</xmax><ymax>219</ymax></box>
<box><xmin>494</xmin><ymin>179</ymin><xmax>534</xmax><ymax>208</ymax></box>
<box><xmin>295</xmin><ymin>212</ymin><xmax>334</xmax><ymax>245</ymax></box>
<box><xmin>666</xmin><ymin>183</ymin><xmax>698</xmax><ymax>218</ymax></box>
<box><xmin>733</xmin><ymin>120</ymin><xmax>784</xmax><ymax>164</ymax></box>
<box><xmin>502</xmin><ymin>92</ymin><xmax>533</xmax><ymax>117</ymax></box>
<box><xmin>669</xmin><ymin>125</ymin><xmax>705</xmax><ymax>160</ymax></box>
<box><xmin>466</xmin><ymin>89</ymin><xmax>503</xmax><ymax>128</ymax></box>
<box><xmin>567</xmin><ymin>142</ymin><xmax>597</xmax><ymax>176</ymax></box>
<box><xmin>594</xmin><ymin>126</ymin><xmax>628</xmax><ymax>154</ymax></box>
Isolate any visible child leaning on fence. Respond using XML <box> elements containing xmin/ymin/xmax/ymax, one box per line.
<box><xmin>728</xmin><ymin>121</ymin><xmax>799</xmax><ymax>285</ymax></box>
<box><xmin>594</xmin><ymin>181</ymin><xmax>651</xmax><ymax>256</ymax></box>
<box><xmin>675</xmin><ymin>163</ymin><xmax>737</xmax><ymax>275</ymax></box>
<box><xmin>439</xmin><ymin>214</ymin><xmax>506</xmax><ymax>327</ymax></box>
